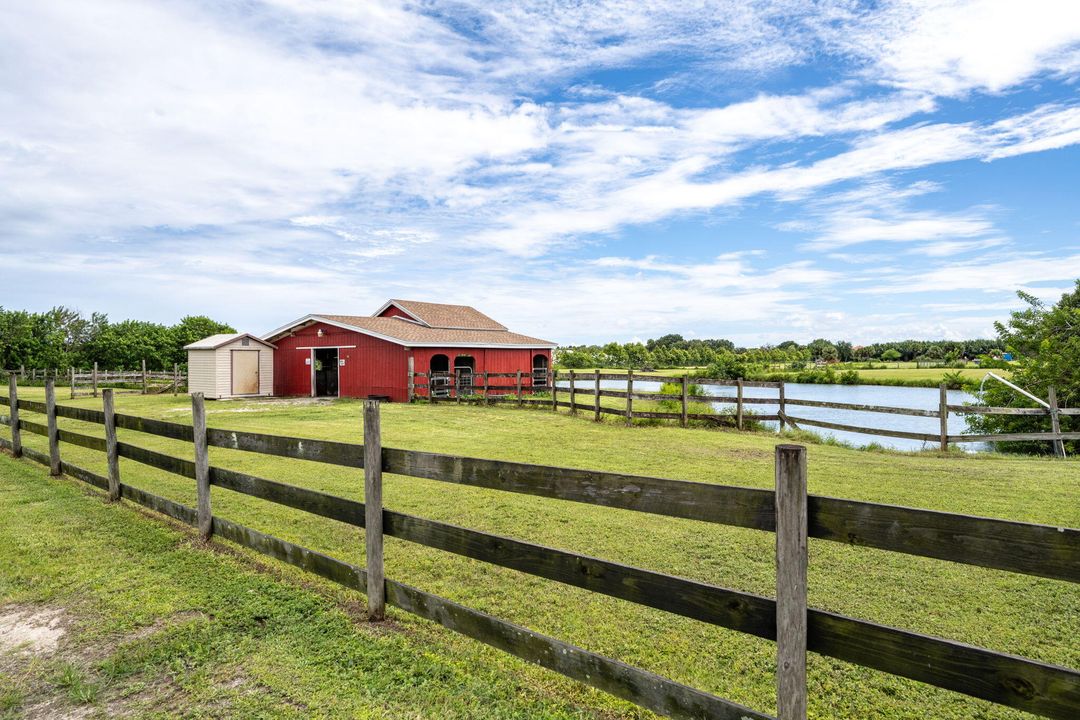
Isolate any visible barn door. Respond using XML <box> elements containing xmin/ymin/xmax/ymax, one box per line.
<box><xmin>314</xmin><ymin>347</ymin><xmax>339</xmax><ymax>397</ymax></box>
<box><xmin>231</xmin><ymin>351</ymin><xmax>260</xmax><ymax>395</ymax></box>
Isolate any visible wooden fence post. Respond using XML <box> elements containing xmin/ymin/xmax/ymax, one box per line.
<box><xmin>1048</xmin><ymin>386</ymin><xmax>1066</xmax><ymax>458</ymax></box>
<box><xmin>364</xmin><ymin>399</ymin><xmax>386</xmax><ymax>621</ymax></box>
<box><xmin>141</xmin><ymin>359</ymin><xmax>148</xmax><ymax>394</ymax></box>
<box><xmin>92</xmin><ymin>361</ymin><xmax>99</xmax><ymax>398</ymax></box>
<box><xmin>191</xmin><ymin>392</ymin><xmax>212</xmax><ymax>540</ymax></box>
<box><xmin>737</xmin><ymin>379</ymin><xmax>744</xmax><ymax>431</ymax></box>
<box><xmin>407</xmin><ymin>357</ymin><xmax>415</xmax><ymax>403</ymax></box>
<box><xmin>173</xmin><ymin>363</ymin><xmax>179</xmax><ymax>396</ymax></box>
<box><xmin>778</xmin><ymin>380</ymin><xmax>786</xmax><ymax>431</ymax></box>
<box><xmin>569</xmin><ymin>370</ymin><xmax>576</xmax><ymax>414</ymax></box>
<box><xmin>680</xmin><ymin>375</ymin><xmax>688</xmax><ymax>428</ymax></box>
<box><xmin>551</xmin><ymin>370</ymin><xmax>558</xmax><ymax>412</ymax></box>
<box><xmin>102</xmin><ymin>389</ymin><xmax>120</xmax><ymax>501</ymax></box>
<box><xmin>516</xmin><ymin>370</ymin><xmax>523</xmax><ymax>406</ymax></box>
<box><xmin>45</xmin><ymin>380</ymin><xmax>61</xmax><ymax>476</ymax></box>
<box><xmin>938</xmin><ymin>384</ymin><xmax>948</xmax><ymax>453</ymax></box>
<box><xmin>8</xmin><ymin>375</ymin><xmax>22</xmax><ymax>458</ymax></box>
<box><xmin>594</xmin><ymin>369</ymin><xmax>601</xmax><ymax>422</ymax></box>
<box><xmin>625</xmin><ymin>370</ymin><xmax>634</xmax><ymax>427</ymax></box>
<box><xmin>775</xmin><ymin>444</ymin><xmax>808</xmax><ymax>720</ymax></box>
<box><xmin>482</xmin><ymin>371</ymin><xmax>489</xmax><ymax>405</ymax></box>
<box><xmin>70</xmin><ymin>367</ymin><xmax>75</xmax><ymax>399</ymax></box>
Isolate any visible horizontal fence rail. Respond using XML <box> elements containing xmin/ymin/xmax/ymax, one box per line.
<box><xmin>1</xmin><ymin>386</ymin><xmax>1078</xmax><ymax>719</ymax></box>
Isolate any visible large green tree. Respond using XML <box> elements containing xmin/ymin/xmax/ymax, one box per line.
<box><xmin>169</xmin><ymin>316</ymin><xmax>237</xmax><ymax>365</ymax></box>
<box><xmin>0</xmin><ymin>307</ymin><xmax>234</xmax><ymax>371</ymax></box>
<box><xmin>969</xmin><ymin>283</ymin><xmax>1080</xmax><ymax>454</ymax></box>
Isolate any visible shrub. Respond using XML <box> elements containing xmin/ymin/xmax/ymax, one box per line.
<box><xmin>839</xmin><ymin>370</ymin><xmax>860</xmax><ymax>385</ymax></box>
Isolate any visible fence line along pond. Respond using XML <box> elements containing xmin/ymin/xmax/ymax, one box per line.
<box><xmin>409</xmin><ymin>369</ymin><xmax>1074</xmax><ymax>455</ymax></box>
<box><xmin>589</xmin><ymin>378</ymin><xmax>980</xmax><ymax>452</ymax></box>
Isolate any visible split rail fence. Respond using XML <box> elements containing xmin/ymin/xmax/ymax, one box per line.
<box><xmin>413</xmin><ymin>369</ymin><xmax>1078</xmax><ymax>455</ymax></box>
<box><xmin>68</xmin><ymin>361</ymin><xmax>186</xmax><ymax>398</ymax></box>
<box><xmin>4</xmin><ymin>364</ymin><xmax>187</xmax><ymax>397</ymax></box>
<box><xmin>1</xmin><ymin>378</ymin><xmax>1078</xmax><ymax>719</ymax></box>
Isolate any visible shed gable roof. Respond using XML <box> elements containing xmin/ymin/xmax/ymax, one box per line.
<box><xmin>184</xmin><ymin>333</ymin><xmax>276</xmax><ymax>350</ymax></box>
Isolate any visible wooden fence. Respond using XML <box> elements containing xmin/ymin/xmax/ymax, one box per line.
<box><xmin>0</xmin><ymin>367</ymin><xmax>66</xmax><ymax>385</ymax></box>
<box><xmin>68</xmin><ymin>361</ymin><xmax>186</xmax><ymax>398</ymax></box>
<box><xmin>409</xmin><ymin>369</ymin><xmax>546</xmax><ymax>402</ymax></box>
<box><xmin>0</xmin><ymin>378</ymin><xmax>1078</xmax><ymax>719</ymax></box>
<box><xmin>412</xmin><ymin>369</ymin><xmax>1076</xmax><ymax>455</ymax></box>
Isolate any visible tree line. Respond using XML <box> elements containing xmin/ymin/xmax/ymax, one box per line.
<box><xmin>969</xmin><ymin>284</ymin><xmax>1080</xmax><ymax>454</ymax></box>
<box><xmin>556</xmin><ymin>334</ymin><xmax>1004</xmax><ymax>370</ymax></box>
<box><xmin>0</xmin><ymin>307</ymin><xmax>235</xmax><ymax>371</ymax></box>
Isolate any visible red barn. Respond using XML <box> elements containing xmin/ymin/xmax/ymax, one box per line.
<box><xmin>263</xmin><ymin>299</ymin><xmax>556</xmax><ymax>402</ymax></box>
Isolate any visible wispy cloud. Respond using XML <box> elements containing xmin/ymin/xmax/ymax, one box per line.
<box><xmin>2</xmin><ymin>0</ymin><xmax>1078</xmax><ymax>343</ymax></box>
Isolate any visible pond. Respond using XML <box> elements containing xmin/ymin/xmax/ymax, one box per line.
<box><xmin>563</xmin><ymin>378</ymin><xmax>983</xmax><ymax>452</ymax></box>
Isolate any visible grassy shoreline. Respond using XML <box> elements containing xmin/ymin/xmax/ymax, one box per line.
<box><xmin>563</xmin><ymin>365</ymin><xmax>999</xmax><ymax>389</ymax></box>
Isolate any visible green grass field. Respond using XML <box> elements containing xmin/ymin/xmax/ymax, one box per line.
<box><xmin>845</xmin><ymin>367</ymin><xmax>993</xmax><ymax>383</ymax></box>
<box><xmin>2</xmin><ymin>388</ymin><xmax>1077</xmax><ymax>719</ymax></box>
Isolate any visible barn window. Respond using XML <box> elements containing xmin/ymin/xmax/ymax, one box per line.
<box><xmin>241</xmin><ymin>338</ymin><xmax>250</xmax><ymax>346</ymax></box>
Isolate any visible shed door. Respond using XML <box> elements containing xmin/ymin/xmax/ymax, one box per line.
<box><xmin>231</xmin><ymin>350</ymin><xmax>260</xmax><ymax>395</ymax></box>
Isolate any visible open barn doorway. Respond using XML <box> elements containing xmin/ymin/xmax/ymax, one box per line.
<box><xmin>314</xmin><ymin>347</ymin><xmax>339</xmax><ymax>397</ymax></box>
<box><xmin>532</xmin><ymin>354</ymin><xmax>549</xmax><ymax>388</ymax></box>
<box><xmin>454</xmin><ymin>355</ymin><xmax>474</xmax><ymax>395</ymax></box>
<box><xmin>430</xmin><ymin>354</ymin><xmax>451</xmax><ymax>397</ymax></box>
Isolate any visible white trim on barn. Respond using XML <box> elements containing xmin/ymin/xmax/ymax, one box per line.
<box><xmin>186</xmin><ymin>334</ymin><xmax>274</xmax><ymax>399</ymax></box>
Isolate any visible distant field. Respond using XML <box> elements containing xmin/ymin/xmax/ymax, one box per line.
<box><xmin>564</xmin><ymin>365</ymin><xmax>1008</xmax><ymax>387</ymax></box>
<box><xmin>2</xmin><ymin>388</ymin><xmax>1076</xmax><ymax>718</ymax></box>
<box><xmin>854</xmin><ymin>367</ymin><xmax>995</xmax><ymax>383</ymax></box>
<box><xmin>569</xmin><ymin>367</ymin><xmax>706</xmax><ymax>377</ymax></box>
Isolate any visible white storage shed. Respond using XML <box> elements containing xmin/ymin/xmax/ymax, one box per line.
<box><xmin>184</xmin><ymin>333</ymin><xmax>275</xmax><ymax>399</ymax></box>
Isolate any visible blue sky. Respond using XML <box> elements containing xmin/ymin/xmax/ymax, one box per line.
<box><xmin>2</xmin><ymin>1</ymin><xmax>1079</xmax><ymax>345</ymax></box>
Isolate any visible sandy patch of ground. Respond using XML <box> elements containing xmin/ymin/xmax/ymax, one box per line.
<box><xmin>162</xmin><ymin>397</ymin><xmax>337</xmax><ymax>415</ymax></box>
<box><xmin>0</xmin><ymin>605</ymin><xmax>67</xmax><ymax>657</ymax></box>
<box><xmin>0</xmin><ymin>606</ymin><xmax>222</xmax><ymax>719</ymax></box>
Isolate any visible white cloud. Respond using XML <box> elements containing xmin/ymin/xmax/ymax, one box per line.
<box><xmin>471</xmin><ymin>103</ymin><xmax>1080</xmax><ymax>254</ymax></box>
<box><xmin>837</xmin><ymin>0</ymin><xmax>1080</xmax><ymax>95</ymax></box>
<box><xmin>803</xmin><ymin>213</ymin><xmax>996</xmax><ymax>251</ymax></box>
<box><xmin>862</xmin><ymin>252</ymin><xmax>1080</xmax><ymax>294</ymax></box>
<box><xmin>2</xmin><ymin>0</ymin><xmax>1078</xmax><ymax>345</ymax></box>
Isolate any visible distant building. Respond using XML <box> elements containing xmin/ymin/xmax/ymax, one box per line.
<box><xmin>183</xmin><ymin>333</ymin><xmax>276</xmax><ymax>399</ymax></box>
<box><xmin>262</xmin><ymin>299</ymin><xmax>556</xmax><ymax>401</ymax></box>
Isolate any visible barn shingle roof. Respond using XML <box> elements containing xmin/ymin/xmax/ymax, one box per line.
<box><xmin>382</xmin><ymin>299</ymin><xmax>507</xmax><ymax>330</ymax></box>
<box><xmin>318</xmin><ymin>315</ymin><xmax>555</xmax><ymax>347</ymax></box>
<box><xmin>263</xmin><ymin>300</ymin><xmax>556</xmax><ymax>347</ymax></box>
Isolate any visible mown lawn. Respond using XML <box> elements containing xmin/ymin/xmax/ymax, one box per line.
<box><xmin>0</xmin><ymin>453</ymin><xmax>622</xmax><ymax>719</ymax></box>
<box><xmin>3</xmin><ymin>388</ymin><xmax>1079</xmax><ymax>719</ymax></box>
